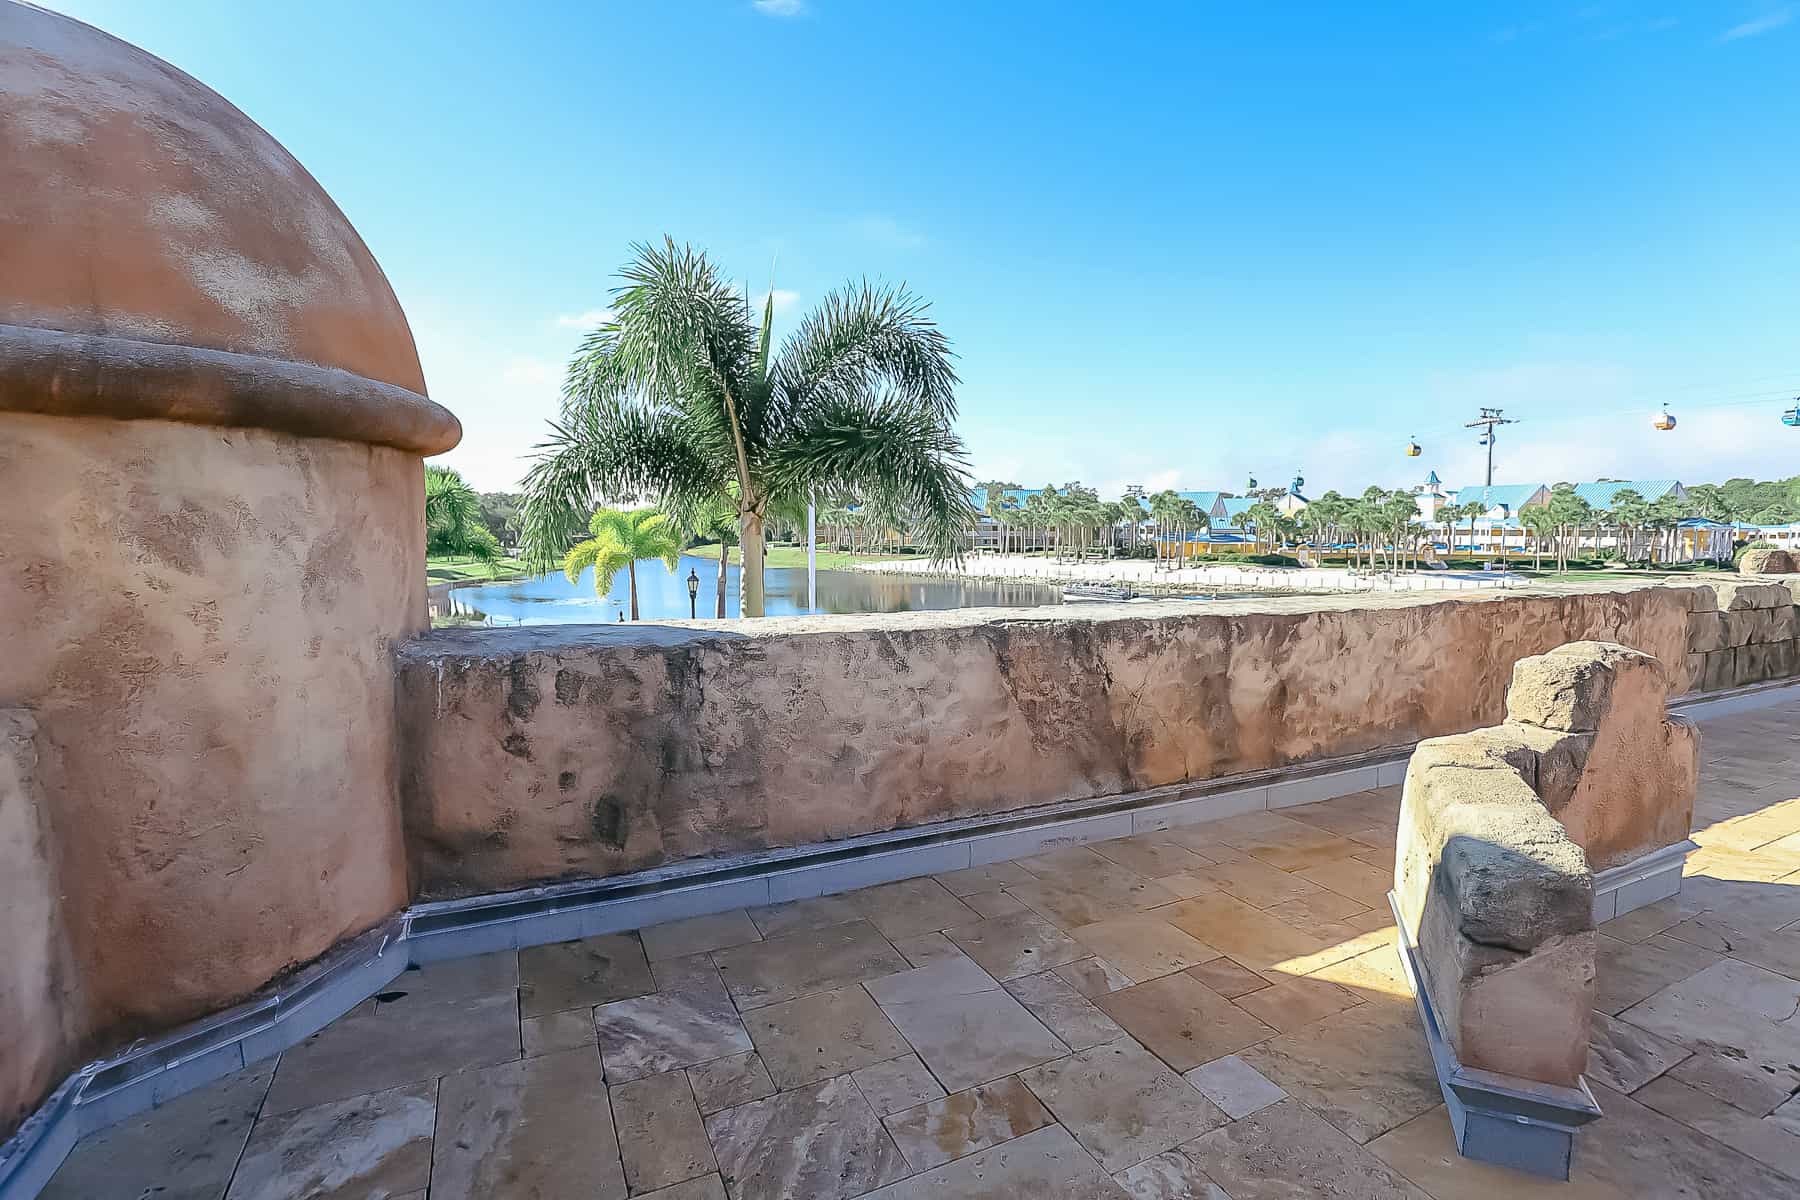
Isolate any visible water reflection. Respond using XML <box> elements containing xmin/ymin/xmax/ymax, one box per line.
<box><xmin>446</xmin><ymin>555</ymin><xmax>1064</xmax><ymax>625</ymax></box>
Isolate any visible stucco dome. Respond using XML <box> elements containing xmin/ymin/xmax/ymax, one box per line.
<box><xmin>0</xmin><ymin>1</ymin><xmax>459</xmax><ymax>453</ymax></box>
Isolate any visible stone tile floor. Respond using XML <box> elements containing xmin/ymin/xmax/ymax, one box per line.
<box><xmin>42</xmin><ymin>701</ymin><xmax>1800</xmax><ymax>1198</ymax></box>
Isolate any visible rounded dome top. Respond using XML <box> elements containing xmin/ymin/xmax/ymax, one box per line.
<box><xmin>0</xmin><ymin>2</ymin><xmax>459</xmax><ymax>453</ymax></box>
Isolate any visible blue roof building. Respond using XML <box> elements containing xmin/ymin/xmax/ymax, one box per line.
<box><xmin>1447</xmin><ymin>484</ymin><xmax>1549</xmax><ymax>515</ymax></box>
<box><xmin>1567</xmin><ymin>480</ymin><xmax>1686</xmax><ymax>509</ymax></box>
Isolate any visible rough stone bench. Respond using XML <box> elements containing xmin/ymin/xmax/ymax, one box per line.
<box><xmin>1390</xmin><ymin>641</ymin><xmax>1698</xmax><ymax>1179</ymax></box>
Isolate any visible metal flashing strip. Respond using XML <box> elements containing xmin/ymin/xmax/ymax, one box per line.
<box><xmin>1590</xmin><ymin>839</ymin><xmax>1699</xmax><ymax>924</ymax></box>
<box><xmin>1387</xmin><ymin>891</ymin><xmax>1602</xmax><ymax>1181</ymax></box>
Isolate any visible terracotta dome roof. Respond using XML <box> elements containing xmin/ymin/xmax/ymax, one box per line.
<box><xmin>0</xmin><ymin>2</ymin><xmax>459</xmax><ymax>454</ymax></box>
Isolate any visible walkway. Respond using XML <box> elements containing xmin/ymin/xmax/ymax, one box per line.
<box><xmin>41</xmin><ymin>702</ymin><xmax>1800</xmax><ymax>1198</ymax></box>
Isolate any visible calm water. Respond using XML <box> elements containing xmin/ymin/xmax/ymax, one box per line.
<box><xmin>445</xmin><ymin>555</ymin><xmax>1064</xmax><ymax>624</ymax></box>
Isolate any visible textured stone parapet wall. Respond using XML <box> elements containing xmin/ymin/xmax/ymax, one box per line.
<box><xmin>1682</xmin><ymin>579</ymin><xmax>1800</xmax><ymax>690</ymax></box>
<box><xmin>0</xmin><ymin>711</ymin><xmax>77</xmax><ymax>1137</ymax></box>
<box><xmin>397</xmin><ymin>584</ymin><xmax>1706</xmax><ymax>898</ymax></box>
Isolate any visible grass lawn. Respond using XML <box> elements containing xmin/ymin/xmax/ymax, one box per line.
<box><xmin>426</xmin><ymin>554</ymin><xmax>528</xmax><ymax>582</ymax></box>
<box><xmin>683</xmin><ymin>543</ymin><xmax>927</xmax><ymax>570</ymax></box>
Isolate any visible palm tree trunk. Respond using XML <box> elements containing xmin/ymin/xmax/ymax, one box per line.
<box><xmin>715</xmin><ymin>544</ymin><xmax>729</xmax><ymax>618</ymax></box>
<box><xmin>628</xmin><ymin>560</ymin><xmax>640</xmax><ymax>621</ymax></box>
<box><xmin>740</xmin><ymin>509</ymin><xmax>767</xmax><ymax>617</ymax></box>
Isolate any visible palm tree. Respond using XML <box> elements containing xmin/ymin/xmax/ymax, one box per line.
<box><xmin>1454</xmin><ymin>500</ymin><xmax>1486</xmax><ymax>559</ymax></box>
<box><xmin>1519</xmin><ymin>506</ymin><xmax>1555</xmax><ymax>571</ymax></box>
<box><xmin>676</xmin><ymin>496</ymin><xmax>738</xmax><ymax>618</ymax></box>
<box><xmin>1609</xmin><ymin>489</ymin><xmax>1649</xmax><ymax>563</ymax></box>
<box><xmin>563</xmin><ymin>507</ymin><xmax>683</xmax><ymax>620</ymax></box>
<box><xmin>523</xmin><ymin>240</ymin><xmax>974</xmax><ymax>616</ymax></box>
<box><xmin>425</xmin><ymin>464</ymin><xmax>501</xmax><ymax>564</ymax></box>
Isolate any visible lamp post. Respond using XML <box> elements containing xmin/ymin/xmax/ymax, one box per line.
<box><xmin>686</xmin><ymin>567</ymin><xmax>699</xmax><ymax>619</ymax></box>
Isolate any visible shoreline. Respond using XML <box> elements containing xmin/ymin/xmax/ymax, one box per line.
<box><xmin>856</xmin><ymin>553</ymin><xmax>1528</xmax><ymax>594</ymax></box>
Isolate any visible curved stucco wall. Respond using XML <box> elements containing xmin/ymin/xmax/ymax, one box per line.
<box><xmin>0</xmin><ymin>413</ymin><xmax>422</xmax><ymax>1114</ymax></box>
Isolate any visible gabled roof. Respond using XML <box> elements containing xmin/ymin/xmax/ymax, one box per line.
<box><xmin>1568</xmin><ymin>480</ymin><xmax>1684</xmax><ymax>509</ymax></box>
<box><xmin>970</xmin><ymin>486</ymin><xmax>1060</xmax><ymax>512</ymax></box>
<box><xmin>1215</xmin><ymin>496</ymin><xmax>1257</xmax><ymax>527</ymax></box>
<box><xmin>1448</xmin><ymin>484</ymin><xmax>1547</xmax><ymax>512</ymax></box>
<box><xmin>1175</xmin><ymin>490</ymin><xmax>1223</xmax><ymax>512</ymax></box>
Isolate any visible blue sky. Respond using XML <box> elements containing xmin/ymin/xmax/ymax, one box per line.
<box><xmin>47</xmin><ymin>0</ymin><xmax>1800</xmax><ymax>496</ymax></box>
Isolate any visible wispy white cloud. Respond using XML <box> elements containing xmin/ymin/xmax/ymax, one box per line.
<box><xmin>848</xmin><ymin>215</ymin><xmax>927</xmax><ymax>250</ymax></box>
<box><xmin>752</xmin><ymin>0</ymin><xmax>805</xmax><ymax>17</ymax></box>
<box><xmin>1720</xmin><ymin>6</ymin><xmax>1791</xmax><ymax>40</ymax></box>
<box><xmin>554</xmin><ymin>308</ymin><xmax>613</xmax><ymax>330</ymax></box>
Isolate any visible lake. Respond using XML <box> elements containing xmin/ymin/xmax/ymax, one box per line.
<box><xmin>444</xmin><ymin>555</ymin><xmax>1065</xmax><ymax>624</ymax></box>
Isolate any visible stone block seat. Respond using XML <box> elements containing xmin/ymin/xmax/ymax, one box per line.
<box><xmin>1392</xmin><ymin>640</ymin><xmax>1699</xmax><ymax>1178</ymax></box>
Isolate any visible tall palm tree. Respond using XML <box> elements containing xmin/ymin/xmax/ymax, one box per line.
<box><xmin>523</xmin><ymin>240</ymin><xmax>974</xmax><ymax>616</ymax></box>
<box><xmin>1520</xmin><ymin>506</ymin><xmax>1555</xmax><ymax>571</ymax></box>
<box><xmin>563</xmin><ymin>507</ymin><xmax>683</xmax><ymax>621</ymax></box>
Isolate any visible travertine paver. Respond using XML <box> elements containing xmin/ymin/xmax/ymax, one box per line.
<box><xmin>859</xmin><ymin>1123</ymin><xmax>1132</xmax><ymax>1198</ymax></box>
<box><xmin>1182</xmin><ymin>956</ymin><xmax>1271</xmax><ymax>998</ymax></box>
<box><xmin>944</xmin><ymin>910</ymin><xmax>1087</xmax><ymax>980</ymax></box>
<box><xmin>612</xmin><ymin>1069</ymin><xmax>717</xmax><ymax>1194</ymax></box>
<box><xmin>868</xmin><ymin>958</ymin><xmax>1069</xmax><ymax>1091</ymax></box>
<box><xmin>713</xmin><ymin>919</ymin><xmax>909</xmax><ymax>1009</ymax></box>
<box><xmin>882</xmin><ymin>1076</ymin><xmax>1052</xmax><ymax>1169</ymax></box>
<box><xmin>638</xmin><ymin>909</ymin><xmax>762</xmax><ymax>960</ymax></box>
<box><xmin>1179</xmin><ymin>1099</ymin><xmax>1431</xmax><ymax>1199</ymax></box>
<box><xmin>1069</xmin><ymin>914</ymin><xmax>1220</xmax><ymax>983</ymax></box>
<box><xmin>851</xmin><ymin>877</ymin><xmax>984</xmax><ymax>940</ymax></box>
<box><xmin>431</xmin><ymin>1047</ymin><xmax>624</xmax><ymax>1200</ymax></box>
<box><xmin>518</xmin><ymin>932</ymin><xmax>656</xmax><ymax>1016</ymax></box>
<box><xmin>744</xmin><ymin>894</ymin><xmax>864</xmax><ymax>938</ymax></box>
<box><xmin>1097</xmin><ymin>973</ymin><xmax>1275</xmax><ymax>1071</ymax></box>
<box><xmin>1240</xmin><ymin>999</ymin><xmax>1440</xmax><ymax>1144</ymax></box>
<box><xmin>224</xmin><ymin>1081</ymin><xmax>436</xmax><ymax>1200</ymax></box>
<box><xmin>1003</xmin><ymin>970</ymin><xmax>1127</xmax><ymax>1050</ymax></box>
<box><xmin>39</xmin><ymin>1062</ymin><xmax>273</xmax><ymax>1200</ymax></box>
<box><xmin>1183</xmin><ymin>1055</ymin><xmax>1287</xmax><ymax>1119</ymax></box>
<box><xmin>595</xmin><ymin>985</ymin><xmax>753</xmax><ymax>1081</ymax></box>
<box><xmin>263</xmin><ymin>987</ymin><xmax>519</xmax><ymax>1113</ymax></box>
<box><xmin>521</xmin><ymin>1007</ymin><xmax>597</xmax><ymax>1058</ymax></box>
<box><xmin>705</xmin><ymin>1075</ymin><xmax>908</xmax><ymax>1200</ymax></box>
<box><xmin>45</xmin><ymin>702</ymin><xmax>1800</xmax><ymax>1200</ymax></box>
<box><xmin>1050</xmin><ymin>954</ymin><xmax>1134</xmax><ymax>997</ymax></box>
<box><xmin>1018</xmin><ymin>1039</ymin><xmax>1228</xmax><ymax>1172</ymax></box>
<box><xmin>851</xmin><ymin>1053</ymin><xmax>947</xmax><ymax>1115</ymax></box>
<box><xmin>687</xmin><ymin>1051</ymin><xmax>776</xmax><ymax>1115</ymax></box>
<box><xmin>744</xmin><ymin>985</ymin><xmax>909</xmax><ymax>1087</ymax></box>
<box><xmin>1586</xmin><ymin>1009</ymin><xmax>1690</xmax><ymax>1093</ymax></box>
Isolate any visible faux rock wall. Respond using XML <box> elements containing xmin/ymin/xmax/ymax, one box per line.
<box><xmin>1684</xmin><ymin>580</ymin><xmax>1800</xmax><ymax>690</ymax></box>
<box><xmin>397</xmin><ymin>585</ymin><xmax>1709</xmax><ymax>898</ymax></box>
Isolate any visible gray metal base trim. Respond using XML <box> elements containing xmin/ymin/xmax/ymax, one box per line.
<box><xmin>5</xmin><ymin>674</ymin><xmax>1791</xmax><ymax>1198</ymax></box>
<box><xmin>1590</xmin><ymin>839</ymin><xmax>1697</xmax><ymax>924</ymax></box>
<box><xmin>1388</xmin><ymin>891</ymin><xmax>1602</xmax><ymax>1181</ymax></box>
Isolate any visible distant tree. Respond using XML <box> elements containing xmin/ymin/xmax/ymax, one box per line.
<box><xmin>477</xmin><ymin>491</ymin><xmax>524</xmax><ymax>547</ymax></box>
<box><xmin>1520</xmin><ymin>506</ymin><xmax>1555</xmax><ymax>571</ymax></box>
<box><xmin>1608</xmin><ymin>489</ymin><xmax>1650</xmax><ymax>562</ymax></box>
<box><xmin>563</xmin><ymin>507</ymin><xmax>682</xmax><ymax>620</ymax></box>
<box><xmin>425</xmin><ymin>465</ymin><xmax>501</xmax><ymax>562</ymax></box>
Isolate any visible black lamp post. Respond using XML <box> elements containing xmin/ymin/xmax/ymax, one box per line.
<box><xmin>686</xmin><ymin>567</ymin><xmax>699</xmax><ymax>619</ymax></box>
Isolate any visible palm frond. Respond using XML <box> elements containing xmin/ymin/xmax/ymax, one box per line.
<box><xmin>760</xmin><ymin>390</ymin><xmax>975</xmax><ymax>563</ymax></box>
<box><xmin>519</xmin><ymin>393</ymin><xmax>724</xmax><ymax>571</ymax></box>
<box><xmin>770</xmin><ymin>280</ymin><xmax>959</xmax><ymax>436</ymax></box>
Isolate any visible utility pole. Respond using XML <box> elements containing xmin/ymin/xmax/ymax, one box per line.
<box><xmin>1464</xmin><ymin>407</ymin><xmax>1518</xmax><ymax>490</ymax></box>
